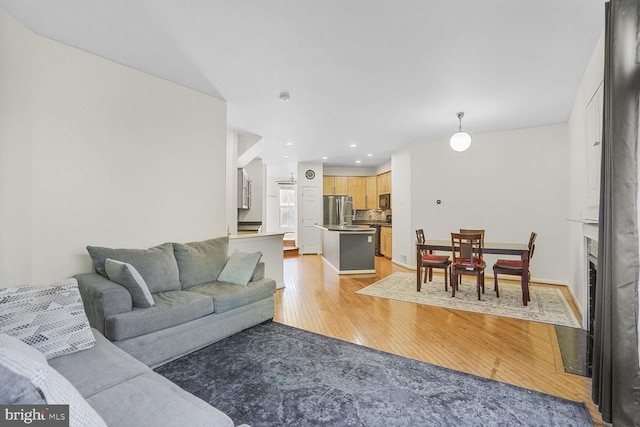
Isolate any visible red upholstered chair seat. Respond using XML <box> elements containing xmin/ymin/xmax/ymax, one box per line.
<box><xmin>421</xmin><ymin>254</ymin><xmax>450</xmax><ymax>262</ymax></box>
<box><xmin>453</xmin><ymin>260</ymin><xmax>486</xmax><ymax>269</ymax></box>
<box><xmin>494</xmin><ymin>259</ymin><xmax>523</xmax><ymax>269</ymax></box>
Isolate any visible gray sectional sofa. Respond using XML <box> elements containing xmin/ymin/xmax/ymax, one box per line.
<box><xmin>50</xmin><ymin>328</ymin><xmax>244</xmax><ymax>427</ymax></box>
<box><xmin>76</xmin><ymin>236</ymin><xmax>277</xmax><ymax>367</ymax></box>
<box><xmin>1</xmin><ymin>235</ymin><xmax>276</xmax><ymax>426</ymax></box>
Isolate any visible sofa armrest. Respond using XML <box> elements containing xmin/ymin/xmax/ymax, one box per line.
<box><xmin>251</xmin><ymin>261</ymin><xmax>265</xmax><ymax>282</ymax></box>
<box><xmin>74</xmin><ymin>273</ymin><xmax>132</xmax><ymax>335</ymax></box>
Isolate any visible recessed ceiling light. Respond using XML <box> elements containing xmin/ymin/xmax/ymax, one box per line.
<box><xmin>285</xmin><ymin>142</ymin><xmax>294</xmax><ymax>146</ymax></box>
<box><xmin>355</xmin><ymin>160</ymin><xmax>361</xmax><ymax>164</ymax></box>
<box><xmin>322</xmin><ymin>156</ymin><xmax>328</xmax><ymax>160</ymax></box>
<box><xmin>349</xmin><ymin>143</ymin><xmax>357</xmax><ymax>148</ymax></box>
<box><xmin>366</xmin><ymin>153</ymin><xmax>373</xmax><ymax>157</ymax></box>
<box><xmin>279</xmin><ymin>92</ymin><xmax>290</xmax><ymax>102</ymax></box>
<box><xmin>283</xmin><ymin>155</ymin><xmax>289</xmax><ymax>158</ymax></box>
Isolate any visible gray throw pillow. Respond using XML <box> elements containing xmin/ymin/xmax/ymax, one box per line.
<box><xmin>86</xmin><ymin>242</ymin><xmax>180</xmax><ymax>293</ymax></box>
<box><xmin>105</xmin><ymin>258</ymin><xmax>154</xmax><ymax>308</ymax></box>
<box><xmin>0</xmin><ymin>334</ymin><xmax>107</xmax><ymax>427</ymax></box>
<box><xmin>217</xmin><ymin>249</ymin><xmax>262</xmax><ymax>286</ymax></box>
<box><xmin>172</xmin><ymin>236</ymin><xmax>229</xmax><ymax>288</ymax></box>
<box><xmin>0</xmin><ymin>279</ymin><xmax>96</xmax><ymax>360</ymax></box>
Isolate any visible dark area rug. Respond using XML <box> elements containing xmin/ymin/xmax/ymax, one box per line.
<box><xmin>154</xmin><ymin>321</ymin><xmax>593</xmax><ymax>426</ymax></box>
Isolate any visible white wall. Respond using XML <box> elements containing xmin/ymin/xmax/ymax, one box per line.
<box><xmin>390</xmin><ymin>150</ymin><xmax>412</xmax><ymax>267</ymax></box>
<box><xmin>567</xmin><ymin>31</ymin><xmax>605</xmax><ymax>317</ymax></box>
<box><xmin>226</xmin><ymin>130</ymin><xmax>239</xmax><ymax>235</ymax></box>
<box><xmin>0</xmin><ymin>10</ymin><xmax>227</xmax><ymax>285</ymax></box>
<box><xmin>393</xmin><ymin>123</ymin><xmax>570</xmax><ymax>284</ymax></box>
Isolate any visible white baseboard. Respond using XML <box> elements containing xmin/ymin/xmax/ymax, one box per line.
<box><xmin>391</xmin><ymin>258</ymin><xmax>415</xmax><ymax>270</ymax></box>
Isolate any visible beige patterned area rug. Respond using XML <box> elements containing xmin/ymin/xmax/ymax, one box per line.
<box><xmin>357</xmin><ymin>272</ymin><xmax>581</xmax><ymax>328</ymax></box>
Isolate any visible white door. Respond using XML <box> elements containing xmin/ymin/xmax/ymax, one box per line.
<box><xmin>300</xmin><ymin>186</ymin><xmax>321</xmax><ymax>254</ymax></box>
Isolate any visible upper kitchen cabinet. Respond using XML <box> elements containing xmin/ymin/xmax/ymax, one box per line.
<box><xmin>323</xmin><ymin>176</ymin><xmax>349</xmax><ymax>195</ymax></box>
<box><xmin>365</xmin><ymin>176</ymin><xmax>377</xmax><ymax>209</ymax></box>
<box><xmin>238</xmin><ymin>168</ymin><xmax>251</xmax><ymax>209</ymax></box>
<box><xmin>348</xmin><ymin>176</ymin><xmax>366</xmax><ymax>209</ymax></box>
<box><xmin>377</xmin><ymin>171</ymin><xmax>391</xmax><ymax>196</ymax></box>
<box><xmin>324</xmin><ymin>173</ymin><xmax>387</xmax><ymax>209</ymax></box>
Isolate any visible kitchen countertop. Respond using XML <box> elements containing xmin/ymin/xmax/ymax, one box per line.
<box><xmin>315</xmin><ymin>224</ymin><xmax>375</xmax><ymax>233</ymax></box>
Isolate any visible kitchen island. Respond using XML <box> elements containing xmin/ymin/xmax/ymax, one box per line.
<box><xmin>315</xmin><ymin>224</ymin><xmax>376</xmax><ymax>274</ymax></box>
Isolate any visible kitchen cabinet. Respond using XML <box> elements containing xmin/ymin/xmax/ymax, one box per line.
<box><xmin>348</xmin><ymin>176</ymin><xmax>366</xmax><ymax>209</ymax></box>
<box><xmin>377</xmin><ymin>171</ymin><xmax>391</xmax><ymax>195</ymax></box>
<box><xmin>323</xmin><ymin>176</ymin><xmax>349</xmax><ymax>195</ymax></box>
<box><xmin>238</xmin><ymin>168</ymin><xmax>251</xmax><ymax>209</ymax></box>
<box><xmin>324</xmin><ymin>174</ymin><xmax>385</xmax><ymax>210</ymax></box>
<box><xmin>365</xmin><ymin>176</ymin><xmax>377</xmax><ymax>209</ymax></box>
<box><xmin>323</xmin><ymin>176</ymin><xmax>333</xmax><ymax>195</ymax></box>
<box><xmin>380</xmin><ymin>226</ymin><xmax>392</xmax><ymax>258</ymax></box>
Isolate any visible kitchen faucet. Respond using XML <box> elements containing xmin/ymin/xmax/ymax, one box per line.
<box><xmin>340</xmin><ymin>200</ymin><xmax>355</xmax><ymax>225</ymax></box>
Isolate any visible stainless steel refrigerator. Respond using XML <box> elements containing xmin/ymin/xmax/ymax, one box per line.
<box><xmin>323</xmin><ymin>195</ymin><xmax>353</xmax><ymax>226</ymax></box>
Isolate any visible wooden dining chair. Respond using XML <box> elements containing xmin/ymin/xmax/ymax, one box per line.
<box><xmin>451</xmin><ymin>232</ymin><xmax>487</xmax><ymax>300</ymax></box>
<box><xmin>416</xmin><ymin>229</ymin><xmax>451</xmax><ymax>291</ymax></box>
<box><xmin>459</xmin><ymin>228</ymin><xmax>486</xmax><ymax>288</ymax></box>
<box><xmin>493</xmin><ymin>232</ymin><xmax>537</xmax><ymax>303</ymax></box>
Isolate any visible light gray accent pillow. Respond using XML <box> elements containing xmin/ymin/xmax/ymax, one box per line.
<box><xmin>105</xmin><ymin>258</ymin><xmax>155</xmax><ymax>308</ymax></box>
<box><xmin>86</xmin><ymin>242</ymin><xmax>181</xmax><ymax>294</ymax></box>
<box><xmin>217</xmin><ymin>249</ymin><xmax>263</xmax><ymax>286</ymax></box>
<box><xmin>0</xmin><ymin>334</ymin><xmax>107</xmax><ymax>427</ymax></box>
<box><xmin>172</xmin><ymin>236</ymin><xmax>229</xmax><ymax>288</ymax></box>
<box><xmin>0</xmin><ymin>279</ymin><xmax>96</xmax><ymax>359</ymax></box>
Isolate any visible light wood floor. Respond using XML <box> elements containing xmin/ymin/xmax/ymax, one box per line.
<box><xmin>273</xmin><ymin>254</ymin><xmax>606</xmax><ymax>426</ymax></box>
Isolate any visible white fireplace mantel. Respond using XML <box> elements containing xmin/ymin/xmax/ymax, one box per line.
<box><xmin>583</xmin><ymin>223</ymin><xmax>599</xmax><ymax>243</ymax></box>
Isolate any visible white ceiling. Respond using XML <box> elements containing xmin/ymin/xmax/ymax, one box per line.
<box><xmin>0</xmin><ymin>0</ymin><xmax>605</xmax><ymax>169</ymax></box>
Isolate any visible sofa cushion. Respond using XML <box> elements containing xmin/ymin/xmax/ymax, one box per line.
<box><xmin>104</xmin><ymin>291</ymin><xmax>214</xmax><ymax>341</ymax></box>
<box><xmin>217</xmin><ymin>249</ymin><xmax>263</xmax><ymax>286</ymax></box>
<box><xmin>86</xmin><ymin>371</ymin><xmax>234</xmax><ymax>427</ymax></box>
<box><xmin>172</xmin><ymin>236</ymin><xmax>229</xmax><ymax>289</ymax></box>
<box><xmin>188</xmin><ymin>278</ymin><xmax>276</xmax><ymax>313</ymax></box>
<box><xmin>105</xmin><ymin>259</ymin><xmax>155</xmax><ymax>308</ymax></box>
<box><xmin>0</xmin><ymin>334</ymin><xmax>107</xmax><ymax>427</ymax></box>
<box><xmin>49</xmin><ymin>329</ymin><xmax>149</xmax><ymax>399</ymax></box>
<box><xmin>0</xmin><ymin>279</ymin><xmax>96</xmax><ymax>359</ymax></box>
<box><xmin>87</xmin><ymin>242</ymin><xmax>181</xmax><ymax>294</ymax></box>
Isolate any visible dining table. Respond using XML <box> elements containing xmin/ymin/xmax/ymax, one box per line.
<box><xmin>416</xmin><ymin>239</ymin><xmax>531</xmax><ymax>305</ymax></box>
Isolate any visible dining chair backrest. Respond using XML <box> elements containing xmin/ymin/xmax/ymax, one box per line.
<box><xmin>416</xmin><ymin>229</ymin><xmax>426</xmax><ymax>245</ymax></box>
<box><xmin>460</xmin><ymin>229</ymin><xmax>485</xmax><ymax>248</ymax></box>
<box><xmin>451</xmin><ymin>232</ymin><xmax>483</xmax><ymax>265</ymax></box>
<box><xmin>528</xmin><ymin>232</ymin><xmax>538</xmax><ymax>260</ymax></box>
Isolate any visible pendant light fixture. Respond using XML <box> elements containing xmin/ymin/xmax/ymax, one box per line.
<box><xmin>449</xmin><ymin>112</ymin><xmax>471</xmax><ymax>152</ymax></box>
